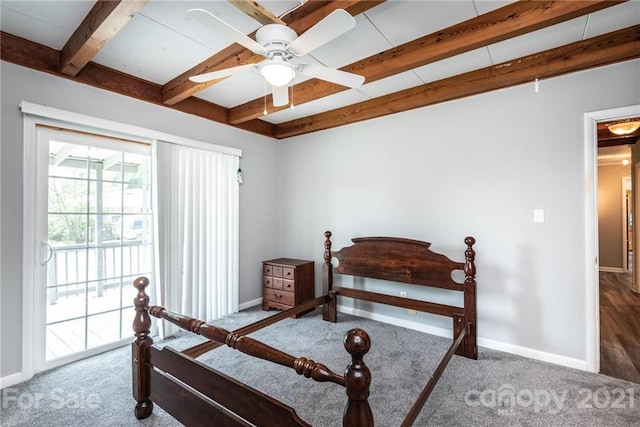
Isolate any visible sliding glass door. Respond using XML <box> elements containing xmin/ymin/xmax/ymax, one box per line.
<box><xmin>37</xmin><ymin>127</ymin><xmax>154</xmax><ymax>369</ymax></box>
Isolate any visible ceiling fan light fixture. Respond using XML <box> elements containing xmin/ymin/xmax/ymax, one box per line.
<box><xmin>189</xmin><ymin>8</ymin><xmax>364</xmax><ymax>97</ymax></box>
<box><xmin>607</xmin><ymin>120</ymin><xmax>640</xmax><ymax>136</ymax></box>
<box><xmin>260</xmin><ymin>59</ymin><xmax>294</xmax><ymax>87</ymax></box>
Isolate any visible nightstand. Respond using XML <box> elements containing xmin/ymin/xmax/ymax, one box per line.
<box><xmin>262</xmin><ymin>258</ymin><xmax>314</xmax><ymax>318</ymax></box>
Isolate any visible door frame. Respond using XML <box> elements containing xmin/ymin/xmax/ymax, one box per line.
<box><xmin>634</xmin><ymin>163</ymin><xmax>640</xmax><ymax>294</ymax></box>
<box><xmin>21</xmin><ymin>103</ymin><xmax>154</xmax><ymax>381</ymax></box>
<box><xmin>622</xmin><ymin>176</ymin><xmax>631</xmax><ymax>272</ymax></box>
<box><xmin>584</xmin><ymin>104</ymin><xmax>640</xmax><ymax>373</ymax></box>
<box><xmin>22</xmin><ymin>113</ymin><xmax>39</xmax><ymax>382</ymax></box>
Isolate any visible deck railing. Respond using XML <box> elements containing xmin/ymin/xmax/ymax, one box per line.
<box><xmin>47</xmin><ymin>240</ymin><xmax>153</xmax><ymax>305</ymax></box>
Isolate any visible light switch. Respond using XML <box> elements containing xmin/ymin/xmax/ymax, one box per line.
<box><xmin>533</xmin><ymin>209</ymin><xmax>545</xmax><ymax>223</ymax></box>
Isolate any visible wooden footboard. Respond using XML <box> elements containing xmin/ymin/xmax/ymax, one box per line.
<box><xmin>132</xmin><ymin>277</ymin><xmax>373</xmax><ymax>426</ymax></box>
<box><xmin>149</xmin><ymin>345</ymin><xmax>309</xmax><ymax>426</ymax></box>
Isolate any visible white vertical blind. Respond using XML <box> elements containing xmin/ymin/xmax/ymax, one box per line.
<box><xmin>154</xmin><ymin>141</ymin><xmax>239</xmax><ymax>335</ymax></box>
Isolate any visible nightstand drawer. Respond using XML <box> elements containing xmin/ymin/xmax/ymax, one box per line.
<box><xmin>272</xmin><ymin>277</ymin><xmax>284</xmax><ymax>290</ymax></box>
<box><xmin>263</xmin><ymin>288</ymin><xmax>294</xmax><ymax>306</ymax></box>
<box><xmin>272</xmin><ymin>266</ymin><xmax>283</xmax><ymax>277</ymax></box>
<box><xmin>282</xmin><ymin>279</ymin><xmax>294</xmax><ymax>292</ymax></box>
<box><xmin>264</xmin><ymin>276</ymin><xmax>283</xmax><ymax>289</ymax></box>
<box><xmin>263</xmin><ymin>265</ymin><xmax>274</xmax><ymax>276</ymax></box>
<box><xmin>263</xmin><ymin>276</ymin><xmax>273</xmax><ymax>288</ymax></box>
<box><xmin>282</xmin><ymin>267</ymin><xmax>295</xmax><ymax>280</ymax></box>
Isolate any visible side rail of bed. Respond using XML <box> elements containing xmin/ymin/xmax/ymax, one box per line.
<box><xmin>132</xmin><ymin>277</ymin><xmax>374</xmax><ymax>427</ymax></box>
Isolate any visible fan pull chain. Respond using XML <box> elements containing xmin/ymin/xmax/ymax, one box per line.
<box><xmin>263</xmin><ymin>79</ymin><xmax>268</xmax><ymax>115</ymax></box>
<box><xmin>290</xmin><ymin>84</ymin><xmax>294</xmax><ymax>110</ymax></box>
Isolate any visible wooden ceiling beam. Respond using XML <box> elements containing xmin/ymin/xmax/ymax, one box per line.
<box><xmin>1</xmin><ymin>31</ymin><xmax>59</xmax><ymax>72</ymax></box>
<box><xmin>273</xmin><ymin>25</ymin><xmax>640</xmax><ymax>139</ymax></box>
<box><xmin>228</xmin><ymin>0</ymin><xmax>286</xmax><ymax>25</ymax></box>
<box><xmin>60</xmin><ymin>0</ymin><xmax>147</xmax><ymax>76</ymax></box>
<box><xmin>160</xmin><ymin>0</ymin><xmax>382</xmax><ymax>105</ymax></box>
<box><xmin>230</xmin><ymin>0</ymin><xmax>624</xmax><ymax>124</ymax></box>
<box><xmin>598</xmin><ymin>136</ymin><xmax>639</xmax><ymax>148</ymax></box>
<box><xmin>0</xmin><ymin>31</ymin><xmax>274</xmax><ymax>138</ymax></box>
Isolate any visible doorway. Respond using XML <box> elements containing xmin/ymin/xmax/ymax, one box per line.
<box><xmin>596</xmin><ymin>147</ymin><xmax>640</xmax><ymax>382</ymax></box>
<box><xmin>585</xmin><ymin>105</ymin><xmax>640</xmax><ymax>381</ymax></box>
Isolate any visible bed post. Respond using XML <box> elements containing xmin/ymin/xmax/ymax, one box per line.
<box><xmin>461</xmin><ymin>237</ymin><xmax>477</xmax><ymax>359</ymax></box>
<box><xmin>343</xmin><ymin>329</ymin><xmax>373</xmax><ymax>427</ymax></box>
<box><xmin>323</xmin><ymin>230</ymin><xmax>337</xmax><ymax>323</ymax></box>
<box><xmin>132</xmin><ymin>277</ymin><xmax>154</xmax><ymax>419</ymax></box>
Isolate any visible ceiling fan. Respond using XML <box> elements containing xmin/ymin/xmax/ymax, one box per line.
<box><xmin>187</xmin><ymin>8</ymin><xmax>365</xmax><ymax>108</ymax></box>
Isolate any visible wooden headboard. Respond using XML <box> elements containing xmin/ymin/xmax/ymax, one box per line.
<box><xmin>331</xmin><ymin>236</ymin><xmax>466</xmax><ymax>291</ymax></box>
<box><xmin>322</xmin><ymin>231</ymin><xmax>477</xmax><ymax>360</ymax></box>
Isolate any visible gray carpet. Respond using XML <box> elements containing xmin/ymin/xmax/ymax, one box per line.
<box><xmin>2</xmin><ymin>307</ymin><xmax>639</xmax><ymax>426</ymax></box>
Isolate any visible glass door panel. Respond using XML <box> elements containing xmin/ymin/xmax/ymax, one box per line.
<box><xmin>42</xmin><ymin>131</ymin><xmax>153</xmax><ymax>366</ymax></box>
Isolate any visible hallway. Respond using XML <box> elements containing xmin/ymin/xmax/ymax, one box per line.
<box><xmin>599</xmin><ymin>271</ymin><xmax>640</xmax><ymax>383</ymax></box>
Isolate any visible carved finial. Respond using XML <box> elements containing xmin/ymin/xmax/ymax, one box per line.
<box><xmin>464</xmin><ymin>236</ymin><xmax>476</xmax><ymax>281</ymax></box>
<box><xmin>133</xmin><ymin>276</ymin><xmax>151</xmax><ymax>343</ymax></box>
<box><xmin>344</xmin><ymin>328</ymin><xmax>371</xmax><ymax>357</ymax></box>
<box><xmin>343</xmin><ymin>328</ymin><xmax>373</xmax><ymax>426</ymax></box>
<box><xmin>465</xmin><ymin>236</ymin><xmax>475</xmax><ymax>247</ymax></box>
<box><xmin>324</xmin><ymin>231</ymin><xmax>332</xmax><ymax>263</ymax></box>
<box><xmin>133</xmin><ymin>276</ymin><xmax>150</xmax><ymax>292</ymax></box>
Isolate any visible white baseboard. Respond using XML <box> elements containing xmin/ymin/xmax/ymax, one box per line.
<box><xmin>338</xmin><ymin>305</ymin><xmax>453</xmax><ymax>339</ymax></box>
<box><xmin>477</xmin><ymin>336</ymin><xmax>587</xmax><ymax>371</ymax></box>
<box><xmin>239</xmin><ymin>297</ymin><xmax>262</xmax><ymax>311</ymax></box>
<box><xmin>337</xmin><ymin>305</ymin><xmax>588</xmax><ymax>372</ymax></box>
<box><xmin>0</xmin><ymin>372</ymin><xmax>24</xmax><ymax>389</ymax></box>
<box><xmin>599</xmin><ymin>266</ymin><xmax>624</xmax><ymax>273</ymax></box>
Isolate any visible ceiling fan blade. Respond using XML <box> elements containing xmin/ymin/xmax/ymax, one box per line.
<box><xmin>299</xmin><ymin>64</ymin><xmax>365</xmax><ymax>88</ymax></box>
<box><xmin>189</xmin><ymin>63</ymin><xmax>256</xmax><ymax>83</ymax></box>
<box><xmin>288</xmin><ymin>9</ymin><xmax>355</xmax><ymax>56</ymax></box>
<box><xmin>272</xmin><ymin>85</ymin><xmax>289</xmax><ymax>107</ymax></box>
<box><xmin>187</xmin><ymin>8</ymin><xmax>265</xmax><ymax>55</ymax></box>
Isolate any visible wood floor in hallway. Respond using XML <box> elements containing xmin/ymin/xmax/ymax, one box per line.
<box><xmin>599</xmin><ymin>271</ymin><xmax>640</xmax><ymax>383</ymax></box>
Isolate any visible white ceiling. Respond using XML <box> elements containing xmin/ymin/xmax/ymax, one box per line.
<box><xmin>1</xmin><ymin>0</ymin><xmax>639</xmax><ymax>125</ymax></box>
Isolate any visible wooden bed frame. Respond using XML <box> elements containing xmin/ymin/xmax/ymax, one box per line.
<box><xmin>132</xmin><ymin>231</ymin><xmax>477</xmax><ymax>426</ymax></box>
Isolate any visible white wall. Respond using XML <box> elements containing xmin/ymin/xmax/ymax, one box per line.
<box><xmin>278</xmin><ymin>60</ymin><xmax>640</xmax><ymax>365</ymax></box>
<box><xmin>0</xmin><ymin>61</ymin><xmax>280</xmax><ymax>378</ymax></box>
